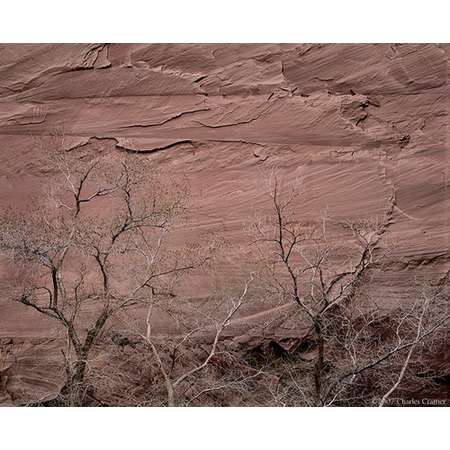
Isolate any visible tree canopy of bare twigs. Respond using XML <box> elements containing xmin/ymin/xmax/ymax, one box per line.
<box><xmin>1</xmin><ymin>151</ymin><xmax>448</xmax><ymax>407</ymax></box>
<box><xmin>249</xmin><ymin>173</ymin><xmax>449</xmax><ymax>406</ymax></box>
<box><xmin>0</xmin><ymin>142</ymin><xmax>207</xmax><ymax>405</ymax></box>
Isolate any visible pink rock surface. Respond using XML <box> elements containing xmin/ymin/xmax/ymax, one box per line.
<box><xmin>0</xmin><ymin>44</ymin><xmax>449</xmax><ymax>403</ymax></box>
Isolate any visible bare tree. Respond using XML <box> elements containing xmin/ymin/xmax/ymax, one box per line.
<box><xmin>112</xmin><ymin>274</ymin><xmax>256</xmax><ymax>406</ymax></box>
<box><xmin>315</xmin><ymin>280</ymin><xmax>449</xmax><ymax>406</ymax></box>
<box><xmin>2</xmin><ymin>147</ymin><xmax>447</xmax><ymax>406</ymax></box>
<box><xmin>0</xmin><ymin>143</ymin><xmax>204</xmax><ymax>405</ymax></box>
<box><xmin>251</xmin><ymin>174</ymin><xmax>449</xmax><ymax>406</ymax></box>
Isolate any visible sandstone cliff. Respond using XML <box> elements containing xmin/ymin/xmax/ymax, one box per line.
<box><xmin>0</xmin><ymin>44</ymin><xmax>448</xmax><ymax>404</ymax></box>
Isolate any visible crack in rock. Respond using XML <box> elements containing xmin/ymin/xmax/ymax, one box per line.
<box><xmin>119</xmin><ymin>107</ymin><xmax>211</xmax><ymax>129</ymax></box>
<box><xmin>193</xmin><ymin>105</ymin><xmax>272</xmax><ymax>129</ymax></box>
<box><xmin>116</xmin><ymin>139</ymin><xmax>194</xmax><ymax>154</ymax></box>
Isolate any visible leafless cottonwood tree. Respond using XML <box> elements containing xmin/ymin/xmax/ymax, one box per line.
<box><xmin>376</xmin><ymin>288</ymin><xmax>443</xmax><ymax>407</ymax></box>
<box><xmin>312</xmin><ymin>279</ymin><xmax>449</xmax><ymax>406</ymax></box>
<box><xmin>109</xmin><ymin>274</ymin><xmax>261</xmax><ymax>406</ymax></box>
<box><xmin>0</xmin><ymin>144</ymin><xmax>207</xmax><ymax>405</ymax></box>
<box><xmin>251</xmin><ymin>175</ymin><xmax>449</xmax><ymax>406</ymax></box>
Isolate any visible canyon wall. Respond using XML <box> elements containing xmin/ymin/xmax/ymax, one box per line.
<box><xmin>0</xmin><ymin>44</ymin><xmax>448</xmax><ymax>403</ymax></box>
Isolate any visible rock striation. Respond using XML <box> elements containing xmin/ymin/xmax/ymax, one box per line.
<box><xmin>0</xmin><ymin>44</ymin><xmax>448</xmax><ymax>403</ymax></box>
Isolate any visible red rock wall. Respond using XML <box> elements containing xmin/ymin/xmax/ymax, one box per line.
<box><xmin>0</xmin><ymin>43</ymin><xmax>449</xmax><ymax>337</ymax></box>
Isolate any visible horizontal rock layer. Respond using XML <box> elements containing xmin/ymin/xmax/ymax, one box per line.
<box><xmin>0</xmin><ymin>44</ymin><xmax>448</xmax><ymax>403</ymax></box>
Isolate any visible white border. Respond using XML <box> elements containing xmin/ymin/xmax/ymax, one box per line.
<box><xmin>1</xmin><ymin>407</ymin><xmax>448</xmax><ymax>450</ymax></box>
<box><xmin>0</xmin><ymin>0</ymin><xmax>449</xmax><ymax>42</ymax></box>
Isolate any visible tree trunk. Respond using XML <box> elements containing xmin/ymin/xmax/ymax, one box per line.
<box><xmin>58</xmin><ymin>309</ymin><xmax>110</xmax><ymax>406</ymax></box>
<box><xmin>60</xmin><ymin>353</ymin><xmax>88</xmax><ymax>406</ymax></box>
<box><xmin>313</xmin><ymin>320</ymin><xmax>324</xmax><ymax>407</ymax></box>
<box><xmin>166</xmin><ymin>380</ymin><xmax>176</xmax><ymax>407</ymax></box>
